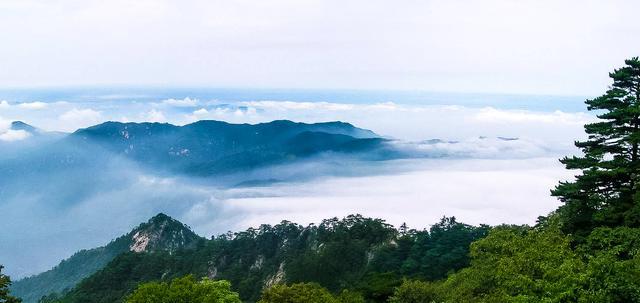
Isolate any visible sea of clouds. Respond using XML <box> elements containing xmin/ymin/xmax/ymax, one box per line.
<box><xmin>0</xmin><ymin>94</ymin><xmax>593</xmax><ymax>278</ymax></box>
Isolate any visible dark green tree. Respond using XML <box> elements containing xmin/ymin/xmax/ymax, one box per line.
<box><xmin>125</xmin><ymin>275</ymin><xmax>241</xmax><ymax>303</ymax></box>
<box><xmin>0</xmin><ymin>265</ymin><xmax>22</xmax><ymax>303</ymax></box>
<box><xmin>388</xmin><ymin>280</ymin><xmax>441</xmax><ymax>303</ymax></box>
<box><xmin>258</xmin><ymin>283</ymin><xmax>339</xmax><ymax>303</ymax></box>
<box><xmin>553</xmin><ymin>57</ymin><xmax>640</xmax><ymax>237</ymax></box>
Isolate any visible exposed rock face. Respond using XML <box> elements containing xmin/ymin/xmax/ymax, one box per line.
<box><xmin>130</xmin><ymin>231</ymin><xmax>152</xmax><ymax>252</ymax></box>
<box><xmin>127</xmin><ymin>213</ymin><xmax>202</xmax><ymax>253</ymax></box>
<box><xmin>250</xmin><ymin>255</ymin><xmax>265</xmax><ymax>270</ymax></box>
<box><xmin>264</xmin><ymin>262</ymin><xmax>286</xmax><ymax>289</ymax></box>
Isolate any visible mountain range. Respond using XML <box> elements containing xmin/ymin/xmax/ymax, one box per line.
<box><xmin>2</xmin><ymin>120</ymin><xmax>390</xmax><ymax>178</ymax></box>
<box><xmin>71</xmin><ymin>120</ymin><xmax>386</xmax><ymax>175</ymax></box>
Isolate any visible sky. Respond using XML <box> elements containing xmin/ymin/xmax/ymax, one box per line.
<box><xmin>0</xmin><ymin>0</ymin><xmax>639</xmax><ymax>95</ymax></box>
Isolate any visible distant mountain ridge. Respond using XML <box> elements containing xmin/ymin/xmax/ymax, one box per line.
<box><xmin>0</xmin><ymin>120</ymin><xmax>388</xmax><ymax>196</ymax></box>
<box><xmin>68</xmin><ymin>120</ymin><xmax>385</xmax><ymax>175</ymax></box>
<box><xmin>11</xmin><ymin>214</ymin><xmax>202</xmax><ymax>303</ymax></box>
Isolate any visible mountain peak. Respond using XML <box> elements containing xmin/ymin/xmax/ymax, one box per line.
<box><xmin>128</xmin><ymin>213</ymin><xmax>201</xmax><ymax>253</ymax></box>
<box><xmin>148</xmin><ymin>212</ymin><xmax>172</xmax><ymax>223</ymax></box>
<box><xmin>10</xmin><ymin>121</ymin><xmax>37</xmax><ymax>132</ymax></box>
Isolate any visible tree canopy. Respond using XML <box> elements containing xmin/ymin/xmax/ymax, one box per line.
<box><xmin>125</xmin><ymin>275</ymin><xmax>241</xmax><ymax>303</ymax></box>
<box><xmin>258</xmin><ymin>283</ymin><xmax>364</xmax><ymax>303</ymax></box>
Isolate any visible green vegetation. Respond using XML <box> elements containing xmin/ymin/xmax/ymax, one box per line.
<box><xmin>126</xmin><ymin>275</ymin><xmax>241</xmax><ymax>303</ymax></box>
<box><xmin>1</xmin><ymin>265</ymin><xmax>21</xmax><ymax>303</ymax></box>
<box><xmin>387</xmin><ymin>280</ymin><xmax>440</xmax><ymax>303</ymax></box>
<box><xmin>258</xmin><ymin>283</ymin><xmax>358</xmax><ymax>303</ymax></box>
<box><xmin>382</xmin><ymin>219</ymin><xmax>640</xmax><ymax>302</ymax></box>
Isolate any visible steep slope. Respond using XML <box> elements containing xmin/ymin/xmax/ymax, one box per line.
<box><xmin>11</xmin><ymin>214</ymin><xmax>203</xmax><ymax>303</ymax></box>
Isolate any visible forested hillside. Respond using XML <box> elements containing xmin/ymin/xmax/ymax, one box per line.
<box><xmin>38</xmin><ymin>215</ymin><xmax>487</xmax><ymax>303</ymax></box>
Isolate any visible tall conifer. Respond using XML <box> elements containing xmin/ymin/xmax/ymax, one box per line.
<box><xmin>553</xmin><ymin>57</ymin><xmax>640</xmax><ymax>236</ymax></box>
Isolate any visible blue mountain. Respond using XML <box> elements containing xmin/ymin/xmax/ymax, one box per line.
<box><xmin>69</xmin><ymin>120</ymin><xmax>386</xmax><ymax>175</ymax></box>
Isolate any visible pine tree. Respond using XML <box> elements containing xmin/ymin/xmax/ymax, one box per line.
<box><xmin>0</xmin><ymin>265</ymin><xmax>21</xmax><ymax>303</ymax></box>
<box><xmin>399</xmin><ymin>223</ymin><xmax>408</xmax><ymax>236</ymax></box>
<box><xmin>552</xmin><ymin>57</ymin><xmax>640</xmax><ymax>237</ymax></box>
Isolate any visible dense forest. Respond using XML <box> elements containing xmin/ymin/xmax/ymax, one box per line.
<box><xmin>36</xmin><ymin>215</ymin><xmax>488</xmax><ymax>303</ymax></box>
<box><xmin>3</xmin><ymin>58</ymin><xmax>640</xmax><ymax>302</ymax></box>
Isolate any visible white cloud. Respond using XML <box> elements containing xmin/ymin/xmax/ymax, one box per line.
<box><xmin>192</xmin><ymin>108</ymin><xmax>209</xmax><ymax>116</ymax></box>
<box><xmin>144</xmin><ymin>109</ymin><xmax>167</xmax><ymax>122</ymax></box>
<box><xmin>222</xmin><ymin>158</ymin><xmax>572</xmax><ymax>229</ymax></box>
<box><xmin>241</xmin><ymin>101</ymin><xmax>355</xmax><ymax>111</ymax></box>
<box><xmin>397</xmin><ymin>137</ymin><xmax>554</xmax><ymax>159</ymax></box>
<box><xmin>186</xmin><ymin>106</ymin><xmax>259</xmax><ymax>123</ymax></box>
<box><xmin>0</xmin><ymin>129</ymin><xmax>31</xmax><ymax>142</ymax></box>
<box><xmin>0</xmin><ymin>116</ymin><xmax>9</xmax><ymax>130</ymax></box>
<box><xmin>161</xmin><ymin>97</ymin><xmax>199</xmax><ymax>107</ymax></box>
<box><xmin>474</xmin><ymin>107</ymin><xmax>594</xmax><ymax>125</ymax></box>
<box><xmin>17</xmin><ymin>101</ymin><xmax>48</xmax><ymax>110</ymax></box>
<box><xmin>59</xmin><ymin>108</ymin><xmax>102</xmax><ymax>131</ymax></box>
<box><xmin>0</xmin><ymin>100</ymin><xmax>49</xmax><ymax>111</ymax></box>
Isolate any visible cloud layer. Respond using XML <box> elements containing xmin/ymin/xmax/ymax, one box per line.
<box><xmin>222</xmin><ymin>157</ymin><xmax>572</xmax><ymax>230</ymax></box>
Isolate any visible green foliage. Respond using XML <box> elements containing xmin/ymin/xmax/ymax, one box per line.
<box><xmin>354</xmin><ymin>272</ymin><xmax>401</xmax><ymax>302</ymax></box>
<box><xmin>258</xmin><ymin>283</ymin><xmax>364</xmax><ymax>303</ymax></box>
<box><xmin>125</xmin><ymin>275</ymin><xmax>241</xmax><ymax>303</ymax></box>
<box><xmin>258</xmin><ymin>283</ymin><xmax>338</xmax><ymax>303</ymax></box>
<box><xmin>54</xmin><ymin>252</ymin><xmax>179</xmax><ymax>303</ymax></box>
<box><xmin>284</xmin><ymin>215</ymin><xmax>396</xmax><ymax>291</ymax></box>
<box><xmin>396</xmin><ymin>221</ymin><xmax>640</xmax><ymax>302</ymax></box>
<box><xmin>439</xmin><ymin>224</ymin><xmax>585</xmax><ymax>302</ymax></box>
<box><xmin>576</xmin><ymin>227</ymin><xmax>640</xmax><ymax>302</ymax></box>
<box><xmin>0</xmin><ymin>265</ymin><xmax>22</xmax><ymax>303</ymax></box>
<box><xmin>388</xmin><ymin>280</ymin><xmax>441</xmax><ymax>303</ymax></box>
<box><xmin>552</xmin><ymin>57</ymin><xmax>640</xmax><ymax>237</ymax></box>
<box><xmin>399</xmin><ymin>217</ymin><xmax>490</xmax><ymax>280</ymax></box>
<box><xmin>336</xmin><ymin>290</ymin><xmax>366</xmax><ymax>303</ymax></box>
